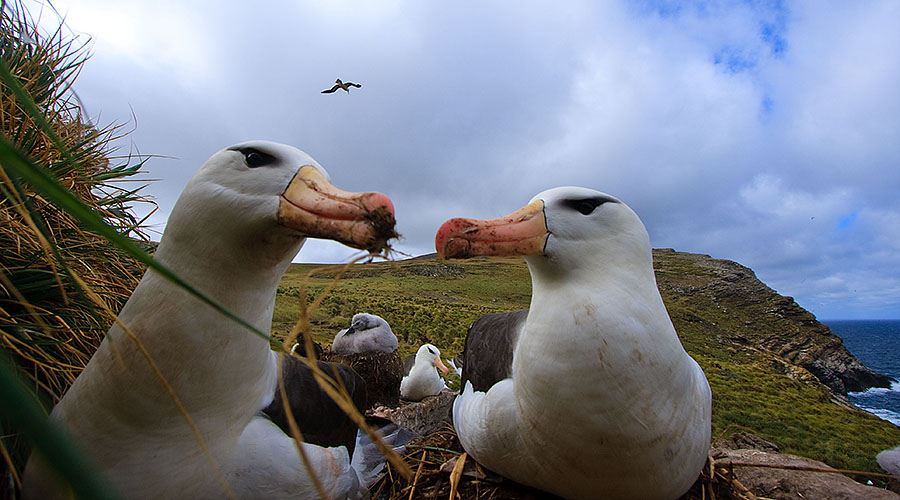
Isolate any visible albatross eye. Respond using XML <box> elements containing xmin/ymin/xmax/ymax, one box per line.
<box><xmin>561</xmin><ymin>196</ymin><xmax>617</xmax><ymax>216</ymax></box>
<box><xmin>240</xmin><ymin>148</ymin><xmax>277</xmax><ymax>168</ymax></box>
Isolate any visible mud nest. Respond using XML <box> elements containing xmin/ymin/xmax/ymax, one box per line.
<box><xmin>320</xmin><ymin>348</ymin><xmax>403</xmax><ymax>409</ymax></box>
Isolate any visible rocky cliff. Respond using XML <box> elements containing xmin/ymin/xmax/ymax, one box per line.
<box><xmin>652</xmin><ymin>248</ymin><xmax>893</xmax><ymax>395</ymax></box>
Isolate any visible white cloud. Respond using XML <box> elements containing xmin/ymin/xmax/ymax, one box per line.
<box><xmin>764</xmin><ymin>2</ymin><xmax>900</xmax><ymax>190</ymax></box>
<box><xmin>48</xmin><ymin>0</ymin><xmax>219</xmax><ymax>91</ymax></box>
<box><xmin>32</xmin><ymin>0</ymin><xmax>900</xmax><ymax>319</ymax></box>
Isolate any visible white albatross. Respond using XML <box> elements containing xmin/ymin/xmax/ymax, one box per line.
<box><xmin>23</xmin><ymin>141</ymin><xmax>398</xmax><ymax>500</ymax></box>
<box><xmin>400</xmin><ymin>344</ymin><xmax>449</xmax><ymax>401</ymax></box>
<box><xmin>435</xmin><ymin>187</ymin><xmax>712</xmax><ymax>500</ymax></box>
<box><xmin>332</xmin><ymin>313</ymin><xmax>399</xmax><ymax>354</ymax></box>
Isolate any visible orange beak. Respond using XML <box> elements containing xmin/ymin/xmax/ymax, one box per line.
<box><xmin>435</xmin><ymin>200</ymin><xmax>548</xmax><ymax>260</ymax></box>
<box><xmin>434</xmin><ymin>356</ymin><xmax>449</xmax><ymax>375</ymax></box>
<box><xmin>278</xmin><ymin>166</ymin><xmax>397</xmax><ymax>252</ymax></box>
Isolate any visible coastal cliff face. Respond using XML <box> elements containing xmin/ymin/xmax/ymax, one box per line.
<box><xmin>652</xmin><ymin>248</ymin><xmax>893</xmax><ymax>395</ymax></box>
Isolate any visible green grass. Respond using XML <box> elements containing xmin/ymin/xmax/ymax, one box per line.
<box><xmin>273</xmin><ymin>253</ymin><xmax>900</xmax><ymax>479</ymax></box>
<box><xmin>272</xmin><ymin>256</ymin><xmax>531</xmax><ymax>360</ymax></box>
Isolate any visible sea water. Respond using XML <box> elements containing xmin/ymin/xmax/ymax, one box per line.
<box><xmin>824</xmin><ymin>320</ymin><xmax>900</xmax><ymax>427</ymax></box>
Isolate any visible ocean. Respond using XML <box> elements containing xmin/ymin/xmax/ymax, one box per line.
<box><xmin>824</xmin><ymin>320</ymin><xmax>900</xmax><ymax>427</ymax></box>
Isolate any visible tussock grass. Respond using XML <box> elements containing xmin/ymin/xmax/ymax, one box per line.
<box><xmin>1</xmin><ymin>2</ymin><xmax>152</xmax><ymax>495</ymax></box>
<box><xmin>0</xmin><ymin>2</ymin><xmax>152</xmax><ymax>402</ymax></box>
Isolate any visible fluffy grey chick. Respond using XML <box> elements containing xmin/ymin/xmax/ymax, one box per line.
<box><xmin>332</xmin><ymin>313</ymin><xmax>398</xmax><ymax>354</ymax></box>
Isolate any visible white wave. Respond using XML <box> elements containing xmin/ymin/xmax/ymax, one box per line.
<box><xmin>849</xmin><ymin>380</ymin><xmax>900</xmax><ymax>397</ymax></box>
<box><xmin>856</xmin><ymin>406</ymin><xmax>900</xmax><ymax>427</ymax></box>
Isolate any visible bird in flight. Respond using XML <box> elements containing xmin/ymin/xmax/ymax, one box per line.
<box><xmin>322</xmin><ymin>79</ymin><xmax>362</xmax><ymax>94</ymax></box>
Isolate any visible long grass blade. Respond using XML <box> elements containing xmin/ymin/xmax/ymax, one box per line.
<box><xmin>0</xmin><ymin>354</ymin><xmax>121</xmax><ymax>500</ymax></box>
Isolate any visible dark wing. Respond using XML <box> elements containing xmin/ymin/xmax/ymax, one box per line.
<box><xmin>262</xmin><ymin>356</ymin><xmax>366</xmax><ymax>454</ymax></box>
<box><xmin>402</xmin><ymin>353</ymin><xmax>416</xmax><ymax>377</ymax></box>
<box><xmin>346</xmin><ymin>82</ymin><xmax>362</xmax><ymax>88</ymax></box>
<box><xmin>321</xmin><ymin>85</ymin><xmax>340</xmax><ymax>94</ymax></box>
<box><xmin>461</xmin><ymin>309</ymin><xmax>528</xmax><ymax>392</ymax></box>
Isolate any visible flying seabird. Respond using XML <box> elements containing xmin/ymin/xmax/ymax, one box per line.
<box><xmin>332</xmin><ymin>313</ymin><xmax>398</xmax><ymax>355</ymax></box>
<box><xmin>23</xmin><ymin>141</ymin><xmax>399</xmax><ymax>499</ymax></box>
<box><xmin>322</xmin><ymin>79</ymin><xmax>362</xmax><ymax>94</ymax></box>
<box><xmin>400</xmin><ymin>344</ymin><xmax>449</xmax><ymax>401</ymax></box>
<box><xmin>435</xmin><ymin>186</ymin><xmax>712</xmax><ymax>500</ymax></box>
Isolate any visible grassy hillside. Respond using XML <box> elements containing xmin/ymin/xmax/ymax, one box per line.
<box><xmin>273</xmin><ymin>255</ymin><xmax>532</xmax><ymax>360</ymax></box>
<box><xmin>273</xmin><ymin>251</ymin><xmax>900</xmax><ymax>477</ymax></box>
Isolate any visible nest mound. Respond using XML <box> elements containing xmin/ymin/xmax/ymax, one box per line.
<box><xmin>320</xmin><ymin>348</ymin><xmax>403</xmax><ymax>409</ymax></box>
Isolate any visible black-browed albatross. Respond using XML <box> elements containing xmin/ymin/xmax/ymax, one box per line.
<box><xmin>322</xmin><ymin>79</ymin><xmax>362</xmax><ymax>94</ymax></box>
<box><xmin>400</xmin><ymin>343</ymin><xmax>449</xmax><ymax>401</ymax></box>
<box><xmin>436</xmin><ymin>186</ymin><xmax>711</xmax><ymax>500</ymax></box>
<box><xmin>23</xmin><ymin>140</ymin><xmax>399</xmax><ymax>500</ymax></box>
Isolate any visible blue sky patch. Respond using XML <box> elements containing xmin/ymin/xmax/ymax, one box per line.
<box><xmin>761</xmin><ymin>21</ymin><xmax>787</xmax><ymax>57</ymax></box>
<box><xmin>714</xmin><ymin>46</ymin><xmax>756</xmax><ymax>73</ymax></box>
<box><xmin>838</xmin><ymin>212</ymin><xmax>858</xmax><ymax>230</ymax></box>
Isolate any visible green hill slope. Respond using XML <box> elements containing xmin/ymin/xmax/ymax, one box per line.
<box><xmin>273</xmin><ymin>249</ymin><xmax>900</xmax><ymax>475</ymax></box>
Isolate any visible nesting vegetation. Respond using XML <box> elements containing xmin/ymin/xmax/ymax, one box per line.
<box><xmin>1</xmin><ymin>2</ymin><xmax>152</xmax><ymax>492</ymax></box>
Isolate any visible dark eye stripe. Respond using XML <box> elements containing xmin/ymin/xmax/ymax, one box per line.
<box><xmin>236</xmin><ymin>147</ymin><xmax>277</xmax><ymax>168</ymax></box>
<box><xmin>560</xmin><ymin>196</ymin><xmax>618</xmax><ymax>215</ymax></box>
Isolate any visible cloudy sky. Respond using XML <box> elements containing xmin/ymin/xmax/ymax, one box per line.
<box><xmin>33</xmin><ymin>0</ymin><xmax>899</xmax><ymax>320</ymax></box>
